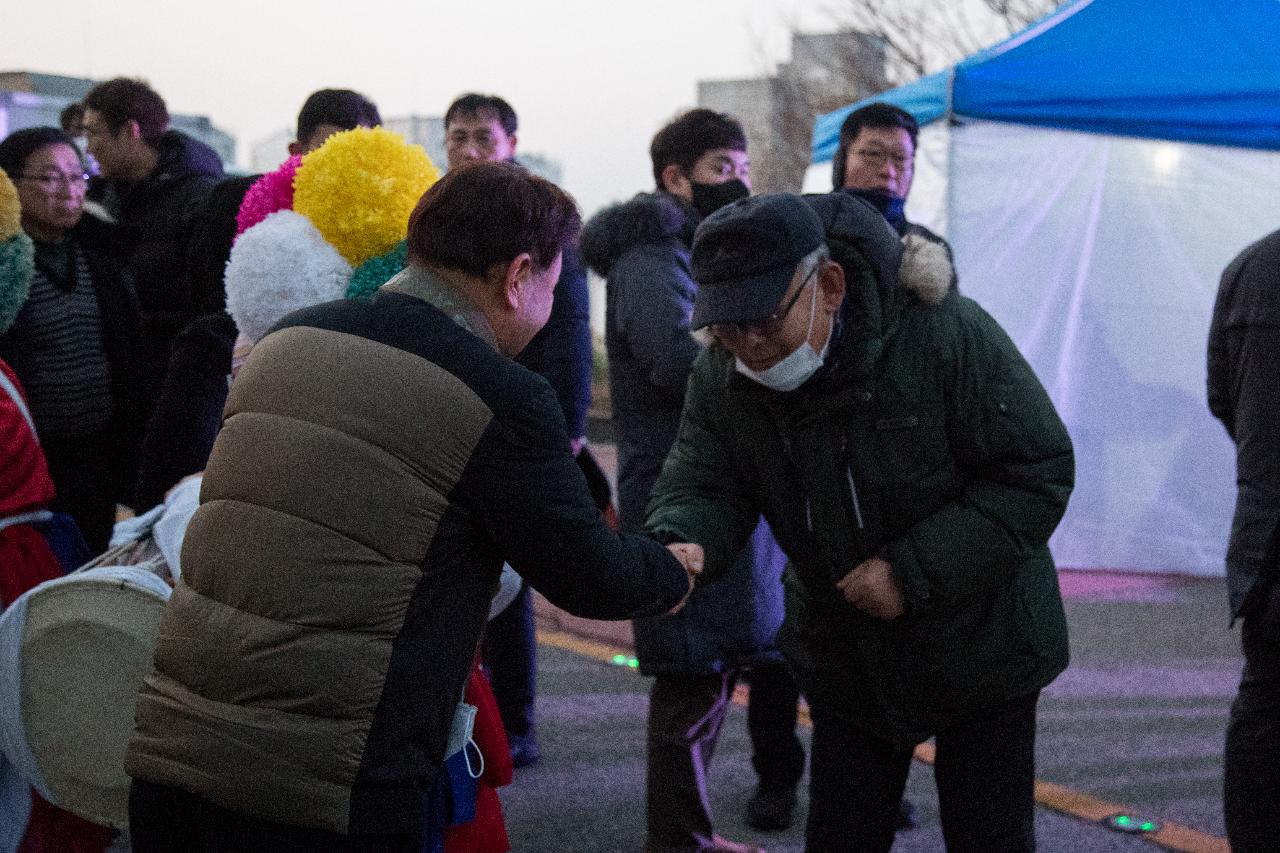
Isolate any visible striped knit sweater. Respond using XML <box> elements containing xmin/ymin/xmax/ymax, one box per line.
<box><xmin>20</xmin><ymin>240</ymin><xmax>112</xmax><ymax>437</ymax></box>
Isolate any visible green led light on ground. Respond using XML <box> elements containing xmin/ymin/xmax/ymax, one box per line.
<box><xmin>1102</xmin><ymin>813</ymin><xmax>1160</xmax><ymax>835</ymax></box>
<box><xmin>627</xmin><ymin>658</ymin><xmax>639</xmax><ymax>668</ymax></box>
<box><xmin>611</xmin><ymin>655</ymin><xmax>627</xmax><ymax>665</ymax></box>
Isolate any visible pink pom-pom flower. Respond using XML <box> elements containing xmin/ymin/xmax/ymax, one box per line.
<box><xmin>235</xmin><ymin>155</ymin><xmax>302</xmax><ymax>240</ymax></box>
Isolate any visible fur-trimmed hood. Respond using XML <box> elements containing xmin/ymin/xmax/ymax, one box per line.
<box><xmin>580</xmin><ymin>191</ymin><xmax>697</xmax><ymax>278</ymax></box>
<box><xmin>898</xmin><ymin>230</ymin><xmax>953</xmax><ymax>307</ymax></box>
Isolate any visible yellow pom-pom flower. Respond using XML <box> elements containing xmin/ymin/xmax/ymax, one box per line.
<box><xmin>292</xmin><ymin>126</ymin><xmax>441</xmax><ymax>266</ymax></box>
<box><xmin>0</xmin><ymin>169</ymin><xmax>23</xmax><ymax>242</ymax></box>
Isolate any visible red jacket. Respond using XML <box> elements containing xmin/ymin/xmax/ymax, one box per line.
<box><xmin>0</xmin><ymin>359</ymin><xmax>57</xmax><ymax>607</ymax></box>
<box><xmin>0</xmin><ymin>358</ymin><xmax>110</xmax><ymax>853</ymax></box>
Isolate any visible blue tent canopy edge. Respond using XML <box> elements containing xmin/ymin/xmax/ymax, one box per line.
<box><xmin>812</xmin><ymin>0</ymin><xmax>1280</xmax><ymax>164</ymax></box>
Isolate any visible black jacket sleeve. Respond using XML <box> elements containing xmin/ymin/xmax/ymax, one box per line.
<box><xmin>464</xmin><ymin>380</ymin><xmax>687</xmax><ymax>620</ymax></box>
<box><xmin>1208</xmin><ymin>230</ymin><xmax>1280</xmax><ymax>617</ymax></box>
<box><xmin>133</xmin><ymin>312</ymin><xmax>236</xmax><ymax>508</ymax></box>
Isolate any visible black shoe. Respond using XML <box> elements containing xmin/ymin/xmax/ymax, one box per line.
<box><xmin>895</xmin><ymin>797</ymin><xmax>919</xmax><ymax>831</ymax></box>
<box><xmin>508</xmin><ymin>733</ymin><xmax>541</xmax><ymax>768</ymax></box>
<box><xmin>745</xmin><ymin>785</ymin><xmax>797</xmax><ymax>831</ymax></box>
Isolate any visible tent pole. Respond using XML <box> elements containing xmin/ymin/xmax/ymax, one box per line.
<box><xmin>945</xmin><ymin>65</ymin><xmax>957</xmax><ymax>239</ymax></box>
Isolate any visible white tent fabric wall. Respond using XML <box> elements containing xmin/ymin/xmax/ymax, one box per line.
<box><xmin>947</xmin><ymin>119</ymin><xmax>1280</xmax><ymax>573</ymax></box>
<box><xmin>804</xmin><ymin>117</ymin><xmax>1280</xmax><ymax>573</ymax></box>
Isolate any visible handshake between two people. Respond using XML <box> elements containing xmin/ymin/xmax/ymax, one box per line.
<box><xmin>662</xmin><ymin>543</ymin><xmax>905</xmax><ymax>621</ymax></box>
<box><xmin>663</xmin><ymin>542</ymin><xmax>704</xmax><ymax>615</ymax></box>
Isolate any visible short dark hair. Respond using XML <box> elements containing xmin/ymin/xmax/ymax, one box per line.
<box><xmin>295</xmin><ymin>89</ymin><xmax>381</xmax><ymax>144</ymax></box>
<box><xmin>407</xmin><ymin>161</ymin><xmax>579</xmax><ymax>279</ymax></box>
<box><xmin>0</xmin><ymin>126</ymin><xmax>81</xmax><ymax>177</ymax></box>
<box><xmin>444</xmin><ymin>94</ymin><xmax>518</xmax><ymax>136</ymax></box>
<box><xmin>83</xmin><ymin>77</ymin><xmax>169</xmax><ymax>144</ymax></box>
<box><xmin>831</xmin><ymin>102</ymin><xmax>919</xmax><ymax>191</ymax></box>
<box><xmin>649</xmin><ymin>109</ymin><xmax>746</xmax><ymax>189</ymax></box>
<box><xmin>59</xmin><ymin>102</ymin><xmax>85</xmax><ymax>135</ymax></box>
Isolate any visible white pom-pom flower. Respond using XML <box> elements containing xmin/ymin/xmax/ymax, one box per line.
<box><xmin>224</xmin><ymin>210</ymin><xmax>353</xmax><ymax>344</ymax></box>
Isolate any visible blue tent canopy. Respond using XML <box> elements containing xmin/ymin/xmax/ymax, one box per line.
<box><xmin>813</xmin><ymin>0</ymin><xmax>1280</xmax><ymax>162</ymax></box>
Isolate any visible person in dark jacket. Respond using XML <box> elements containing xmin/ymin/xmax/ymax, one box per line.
<box><xmin>1207</xmin><ymin>229</ymin><xmax>1280</xmax><ymax>853</ymax></box>
<box><xmin>650</xmin><ymin>193</ymin><xmax>1074</xmax><ymax>853</ymax></box>
<box><xmin>81</xmin><ymin>78</ymin><xmax>223</xmax><ymax>432</ymax></box>
<box><xmin>124</xmin><ymin>162</ymin><xmax>694</xmax><ymax>853</ymax></box>
<box><xmin>133</xmin><ymin>88</ymin><xmax>382</xmax><ymax>510</ymax></box>
<box><xmin>582</xmin><ymin>109</ymin><xmax>800</xmax><ymax>853</ymax></box>
<box><xmin>0</xmin><ymin>126</ymin><xmax>142</xmax><ymax>552</ymax></box>
<box><xmin>445</xmin><ymin>92</ymin><xmax>594</xmax><ymax>768</ymax></box>
<box><xmin>831</xmin><ymin>102</ymin><xmax>954</xmax><ymax>294</ymax></box>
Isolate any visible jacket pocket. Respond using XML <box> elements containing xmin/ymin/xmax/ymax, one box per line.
<box><xmin>901</xmin><ymin>582</ymin><xmax>1040</xmax><ymax>723</ymax></box>
<box><xmin>872</xmin><ymin>409</ymin><xmax>948</xmax><ymax>477</ymax></box>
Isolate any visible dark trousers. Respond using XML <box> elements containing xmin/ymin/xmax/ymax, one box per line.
<box><xmin>42</xmin><ymin>430</ymin><xmax>118</xmax><ymax>554</ymax></box>
<box><xmin>645</xmin><ymin>672</ymin><xmax>738</xmax><ymax>852</ymax></box>
<box><xmin>128</xmin><ymin>779</ymin><xmax>420</xmax><ymax>853</ymax></box>
<box><xmin>807</xmin><ymin>693</ymin><xmax>1038</xmax><ymax>853</ymax></box>
<box><xmin>746</xmin><ymin>661</ymin><xmax>805</xmax><ymax>791</ymax></box>
<box><xmin>482</xmin><ymin>581</ymin><xmax>537</xmax><ymax>738</ymax></box>
<box><xmin>1224</xmin><ymin>579</ymin><xmax>1280</xmax><ymax>852</ymax></box>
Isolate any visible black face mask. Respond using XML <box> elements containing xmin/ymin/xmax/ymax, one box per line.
<box><xmin>690</xmin><ymin>179</ymin><xmax>750</xmax><ymax>219</ymax></box>
<box><xmin>843</xmin><ymin>187</ymin><xmax>907</xmax><ymax>231</ymax></box>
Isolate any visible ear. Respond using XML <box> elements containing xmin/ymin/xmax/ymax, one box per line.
<box><xmin>660</xmin><ymin>163</ymin><xmax>690</xmax><ymax>198</ymax></box>
<box><xmin>287</xmin><ymin>140</ymin><xmax>303</xmax><ymax>156</ymax></box>
<box><xmin>499</xmin><ymin>253</ymin><xmax>535</xmax><ymax>311</ymax></box>
<box><xmin>818</xmin><ymin>260</ymin><xmax>846</xmax><ymax>312</ymax></box>
<box><xmin>507</xmin><ymin>132</ymin><xmax>519</xmax><ymax>155</ymax></box>
<box><xmin>123</xmin><ymin>119</ymin><xmax>143</xmax><ymax>142</ymax></box>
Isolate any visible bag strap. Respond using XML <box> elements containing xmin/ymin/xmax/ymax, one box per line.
<box><xmin>0</xmin><ymin>369</ymin><xmax>38</xmax><ymax>442</ymax></box>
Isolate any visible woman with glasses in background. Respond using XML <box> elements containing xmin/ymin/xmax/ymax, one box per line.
<box><xmin>0</xmin><ymin>126</ymin><xmax>141</xmax><ymax>552</ymax></box>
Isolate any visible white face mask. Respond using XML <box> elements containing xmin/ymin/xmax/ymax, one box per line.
<box><xmin>734</xmin><ymin>278</ymin><xmax>831</xmax><ymax>392</ymax></box>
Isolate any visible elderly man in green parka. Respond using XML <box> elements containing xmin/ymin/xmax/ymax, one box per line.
<box><xmin>648</xmin><ymin>192</ymin><xmax>1074</xmax><ymax>853</ymax></box>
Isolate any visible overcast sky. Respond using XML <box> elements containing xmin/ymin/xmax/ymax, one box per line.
<box><xmin>4</xmin><ymin>0</ymin><xmax>840</xmax><ymax>216</ymax></box>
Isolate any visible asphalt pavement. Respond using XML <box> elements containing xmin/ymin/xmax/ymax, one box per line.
<box><xmin>503</xmin><ymin>570</ymin><xmax>1240</xmax><ymax>853</ymax></box>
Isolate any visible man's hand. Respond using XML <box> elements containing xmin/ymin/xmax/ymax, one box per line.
<box><xmin>837</xmin><ymin>555</ymin><xmax>905</xmax><ymax>620</ymax></box>
<box><xmin>664</xmin><ymin>542</ymin><xmax>704</xmax><ymax>615</ymax></box>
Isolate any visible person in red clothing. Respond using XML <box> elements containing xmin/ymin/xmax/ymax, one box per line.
<box><xmin>0</xmin><ymin>358</ymin><xmax>111</xmax><ymax>853</ymax></box>
<box><xmin>0</xmin><ymin>360</ymin><xmax>59</xmax><ymax>606</ymax></box>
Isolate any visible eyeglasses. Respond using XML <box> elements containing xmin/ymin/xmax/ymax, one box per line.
<box><xmin>852</xmin><ymin>147</ymin><xmax>913</xmax><ymax>171</ymax></box>
<box><xmin>447</xmin><ymin>129</ymin><xmax>497</xmax><ymax>149</ymax></box>
<box><xmin>710</xmin><ymin>265</ymin><xmax>819</xmax><ymax>340</ymax></box>
<box><xmin>18</xmin><ymin>172</ymin><xmax>91</xmax><ymax>191</ymax></box>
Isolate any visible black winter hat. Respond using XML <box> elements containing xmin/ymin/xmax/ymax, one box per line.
<box><xmin>690</xmin><ymin>193</ymin><xmax>824</xmax><ymax>329</ymax></box>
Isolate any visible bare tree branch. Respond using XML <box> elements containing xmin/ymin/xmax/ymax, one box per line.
<box><xmin>711</xmin><ymin>0</ymin><xmax>1061</xmax><ymax>192</ymax></box>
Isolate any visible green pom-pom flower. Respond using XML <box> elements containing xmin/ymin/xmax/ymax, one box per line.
<box><xmin>0</xmin><ymin>232</ymin><xmax>36</xmax><ymax>334</ymax></box>
<box><xmin>347</xmin><ymin>241</ymin><xmax>407</xmax><ymax>301</ymax></box>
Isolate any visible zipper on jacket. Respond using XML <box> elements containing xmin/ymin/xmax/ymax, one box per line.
<box><xmin>839</xmin><ymin>434</ymin><xmax>866</xmax><ymax>530</ymax></box>
<box><xmin>781</xmin><ymin>429</ymin><xmax>816</xmax><ymax>533</ymax></box>
<box><xmin>845</xmin><ymin>465</ymin><xmax>865</xmax><ymax>529</ymax></box>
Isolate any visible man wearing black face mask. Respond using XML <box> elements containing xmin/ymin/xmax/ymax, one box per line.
<box><xmin>582</xmin><ymin>109</ymin><xmax>798</xmax><ymax>853</ymax></box>
<box><xmin>833</xmin><ymin>102</ymin><xmax>956</xmax><ymax>296</ymax></box>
